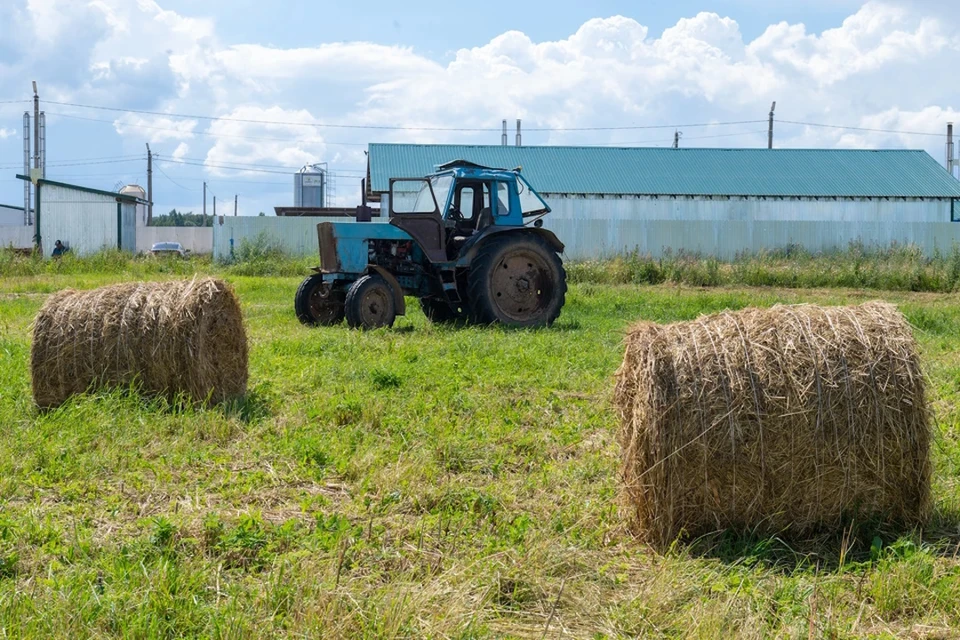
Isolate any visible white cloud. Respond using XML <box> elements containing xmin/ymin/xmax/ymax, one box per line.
<box><xmin>203</xmin><ymin>106</ymin><xmax>327</xmax><ymax>176</ymax></box>
<box><xmin>113</xmin><ymin>115</ymin><xmax>197</xmax><ymax>143</ymax></box>
<box><xmin>171</xmin><ymin>141</ymin><xmax>189</xmax><ymax>160</ymax></box>
<box><xmin>0</xmin><ymin>128</ymin><xmax>15</xmax><ymax>140</ymax></box>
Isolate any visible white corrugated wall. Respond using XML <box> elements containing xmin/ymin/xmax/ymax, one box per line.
<box><xmin>0</xmin><ymin>205</ymin><xmax>26</xmax><ymax>226</ymax></box>
<box><xmin>540</xmin><ymin>195</ymin><xmax>959</xmax><ymax>260</ymax></box>
<box><xmin>0</xmin><ymin>226</ymin><xmax>34</xmax><ymax>249</ymax></box>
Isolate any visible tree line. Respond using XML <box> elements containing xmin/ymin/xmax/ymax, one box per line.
<box><xmin>152</xmin><ymin>210</ymin><xmax>213</xmax><ymax>227</ymax></box>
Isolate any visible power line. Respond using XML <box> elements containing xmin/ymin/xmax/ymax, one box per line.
<box><xmin>779</xmin><ymin>120</ymin><xmax>946</xmax><ymax>138</ymax></box>
<box><xmin>44</xmin><ymin>99</ymin><xmax>768</xmax><ymax>132</ymax></box>
<box><xmin>0</xmin><ymin>156</ymin><xmax>143</xmax><ymax>170</ymax></box>
<box><xmin>161</xmin><ymin>157</ymin><xmax>366</xmax><ymax>177</ymax></box>
<box><xmin>592</xmin><ymin>129</ymin><xmax>769</xmax><ymax>146</ymax></box>
<box><xmin>154</xmin><ymin>162</ymin><xmax>196</xmax><ymax>192</ymax></box>
<box><xmin>46</xmin><ymin>111</ymin><xmax>369</xmax><ymax>146</ymax></box>
<box><xmin>169</xmin><ymin>155</ymin><xmax>364</xmax><ymax>174</ymax></box>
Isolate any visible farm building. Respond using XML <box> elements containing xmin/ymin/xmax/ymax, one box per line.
<box><xmin>366</xmin><ymin>144</ymin><xmax>960</xmax><ymax>259</ymax></box>
<box><xmin>16</xmin><ymin>176</ymin><xmax>141</xmax><ymax>257</ymax></box>
<box><xmin>0</xmin><ymin>204</ymin><xmax>33</xmax><ymax>250</ymax></box>
<box><xmin>0</xmin><ymin>203</ymin><xmax>29</xmax><ymax>226</ymax></box>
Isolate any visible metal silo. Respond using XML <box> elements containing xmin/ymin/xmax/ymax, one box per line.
<box><xmin>294</xmin><ymin>164</ymin><xmax>327</xmax><ymax>208</ymax></box>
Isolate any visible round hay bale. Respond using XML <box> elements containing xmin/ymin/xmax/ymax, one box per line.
<box><xmin>614</xmin><ymin>302</ymin><xmax>931</xmax><ymax>549</ymax></box>
<box><xmin>31</xmin><ymin>277</ymin><xmax>248</xmax><ymax>409</ymax></box>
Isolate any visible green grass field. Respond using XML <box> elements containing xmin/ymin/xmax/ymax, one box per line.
<box><xmin>3</xmin><ymin>254</ymin><xmax>960</xmax><ymax>638</ymax></box>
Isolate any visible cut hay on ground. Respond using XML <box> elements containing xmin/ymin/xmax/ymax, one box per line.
<box><xmin>614</xmin><ymin>302</ymin><xmax>931</xmax><ymax>550</ymax></box>
<box><xmin>31</xmin><ymin>277</ymin><xmax>248</xmax><ymax>409</ymax></box>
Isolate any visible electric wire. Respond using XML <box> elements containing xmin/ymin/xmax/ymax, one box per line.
<box><xmin>44</xmin><ymin>99</ymin><xmax>769</xmax><ymax>132</ymax></box>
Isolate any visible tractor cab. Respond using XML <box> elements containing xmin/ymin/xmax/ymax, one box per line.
<box><xmin>388</xmin><ymin>161</ymin><xmax>550</xmax><ymax>261</ymax></box>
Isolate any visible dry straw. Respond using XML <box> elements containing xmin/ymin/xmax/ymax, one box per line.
<box><xmin>614</xmin><ymin>302</ymin><xmax>931</xmax><ymax>550</ymax></box>
<box><xmin>31</xmin><ymin>277</ymin><xmax>248</xmax><ymax>409</ymax></box>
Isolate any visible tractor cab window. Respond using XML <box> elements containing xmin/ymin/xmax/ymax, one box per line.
<box><xmin>517</xmin><ymin>175</ymin><xmax>550</xmax><ymax>217</ymax></box>
<box><xmin>457</xmin><ymin>187</ymin><xmax>475</xmax><ymax>221</ymax></box>
<box><xmin>449</xmin><ymin>182</ymin><xmax>491</xmax><ymax>222</ymax></box>
<box><xmin>495</xmin><ymin>182</ymin><xmax>511</xmax><ymax>217</ymax></box>
<box><xmin>390</xmin><ymin>178</ymin><xmax>439</xmax><ymax>215</ymax></box>
<box><xmin>431</xmin><ymin>175</ymin><xmax>454</xmax><ymax>215</ymax></box>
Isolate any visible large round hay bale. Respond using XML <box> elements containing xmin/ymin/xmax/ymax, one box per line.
<box><xmin>615</xmin><ymin>302</ymin><xmax>931</xmax><ymax>549</ymax></box>
<box><xmin>31</xmin><ymin>277</ymin><xmax>248</xmax><ymax>409</ymax></box>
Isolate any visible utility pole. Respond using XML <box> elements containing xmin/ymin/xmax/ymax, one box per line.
<box><xmin>234</xmin><ymin>194</ymin><xmax>238</xmax><ymax>216</ymax></box>
<box><xmin>673</xmin><ymin>130</ymin><xmax>681</xmax><ymax>149</ymax></box>
<box><xmin>213</xmin><ymin>195</ymin><xmax>216</xmax><ymax>218</ymax></box>
<box><xmin>203</xmin><ymin>182</ymin><xmax>207</xmax><ymax>221</ymax></box>
<box><xmin>145</xmin><ymin>143</ymin><xmax>153</xmax><ymax>226</ymax></box>
<box><xmin>768</xmin><ymin>101</ymin><xmax>776</xmax><ymax>149</ymax></box>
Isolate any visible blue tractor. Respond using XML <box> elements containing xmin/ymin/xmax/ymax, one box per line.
<box><xmin>295</xmin><ymin>161</ymin><xmax>566</xmax><ymax>329</ymax></box>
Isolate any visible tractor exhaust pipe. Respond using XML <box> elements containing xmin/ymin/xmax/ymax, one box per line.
<box><xmin>356</xmin><ymin>178</ymin><xmax>372</xmax><ymax>222</ymax></box>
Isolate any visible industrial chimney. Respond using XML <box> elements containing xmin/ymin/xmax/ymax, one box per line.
<box><xmin>502</xmin><ymin>120</ymin><xmax>508</xmax><ymax>146</ymax></box>
<box><xmin>948</xmin><ymin>122</ymin><xmax>955</xmax><ymax>176</ymax></box>
<box><xmin>516</xmin><ymin>119</ymin><xmax>522</xmax><ymax>147</ymax></box>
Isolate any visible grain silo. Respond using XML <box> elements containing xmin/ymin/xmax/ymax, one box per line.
<box><xmin>294</xmin><ymin>164</ymin><xmax>327</xmax><ymax>208</ymax></box>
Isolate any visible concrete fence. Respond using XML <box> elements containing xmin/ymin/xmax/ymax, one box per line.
<box><xmin>213</xmin><ymin>216</ymin><xmax>387</xmax><ymax>261</ymax></box>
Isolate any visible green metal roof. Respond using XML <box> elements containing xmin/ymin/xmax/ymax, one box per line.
<box><xmin>368</xmin><ymin>145</ymin><xmax>960</xmax><ymax>198</ymax></box>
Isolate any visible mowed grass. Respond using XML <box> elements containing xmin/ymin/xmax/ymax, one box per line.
<box><xmin>3</xmin><ymin>261</ymin><xmax>960</xmax><ymax>637</ymax></box>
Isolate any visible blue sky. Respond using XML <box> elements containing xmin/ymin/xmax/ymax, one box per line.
<box><xmin>0</xmin><ymin>0</ymin><xmax>957</xmax><ymax>216</ymax></box>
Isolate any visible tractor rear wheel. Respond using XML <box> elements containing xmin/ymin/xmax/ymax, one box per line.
<box><xmin>419</xmin><ymin>297</ymin><xmax>466</xmax><ymax>324</ymax></box>
<box><xmin>295</xmin><ymin>274</ymin><xmax>345</xmax><ymax>326</ymax></box>
<box><xmin>466</xmin><ymin>235</ymin><xmax>566</xmax><ymax>327</ymax></box>
<box><xmin>345</xmin><ymin>275</ymin><xmax>397</xmax><ymax>329</ymax></box>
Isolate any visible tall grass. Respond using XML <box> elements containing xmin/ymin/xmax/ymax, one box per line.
<box><xmin>566</xmin><ymin>242</ymin><xmax>960</xmax><ymax>293</ymax></box>
<box><xmin>7</xmin><ymin>241</ymin><xmax>960</xmax><ymax>294</ymax></box>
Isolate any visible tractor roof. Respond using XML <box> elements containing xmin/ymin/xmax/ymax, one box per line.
<box><xmin>430</xmin><ymin>159</ymin><xmax>521</xmax><ymax>180</ymax></box>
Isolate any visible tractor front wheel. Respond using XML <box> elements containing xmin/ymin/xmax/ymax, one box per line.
<box><xmin>466</xmin><ymin>235</ymin><xmax>566</xmax><ymax>327</ymax></box>
<box><xmin>295</xmin><ymin>274</ymin><xmax>345</xmax><ymax>326</ymax></box>
<box><xmin>345</xmin><ymin>275</ymin><xmax>397</xmax><ymax>329</ymax></box>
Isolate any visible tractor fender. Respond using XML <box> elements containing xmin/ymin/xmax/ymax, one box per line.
<box><xmin>366</xmin><ymin>264</ymin><xmax>407</xmax><ymax>316</ymax></box>
<box><xmin>458</xmin><ymin>227</ymin><xmax>565</xmax><ymax>265</ymax></box>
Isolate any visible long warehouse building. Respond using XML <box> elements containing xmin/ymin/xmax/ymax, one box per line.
<box><xmin>366</xmin><ymin>144</ymin><xmax>960</xmax><ymax>260</ymax></box>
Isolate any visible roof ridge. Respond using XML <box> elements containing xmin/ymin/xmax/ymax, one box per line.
<box><xmin>368</xmin><ymin>142</ymin><xmax>927</xmax><ymax>153</ymax></box>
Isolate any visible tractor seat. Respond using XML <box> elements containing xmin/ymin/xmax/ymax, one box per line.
<box><xmin>451</xmin><ymin>208</ymin><xmax>494</xmax><ymax>245</ymax></box>
<box><xmin>476</xmin><ymin>207</ymin><xmax>493</xmax><ymax>231</ymax></box>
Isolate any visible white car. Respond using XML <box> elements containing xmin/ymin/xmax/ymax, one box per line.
<box><xmin>151</xmin><ymin>241</ymin><xmax>187</xmax><ymax>257</ymax></box>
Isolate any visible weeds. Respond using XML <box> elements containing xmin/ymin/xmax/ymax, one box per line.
<box><xmin>567</xmin><ymin>242</ymin><xmax>960</xmax><ymax>293</ymax></box>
